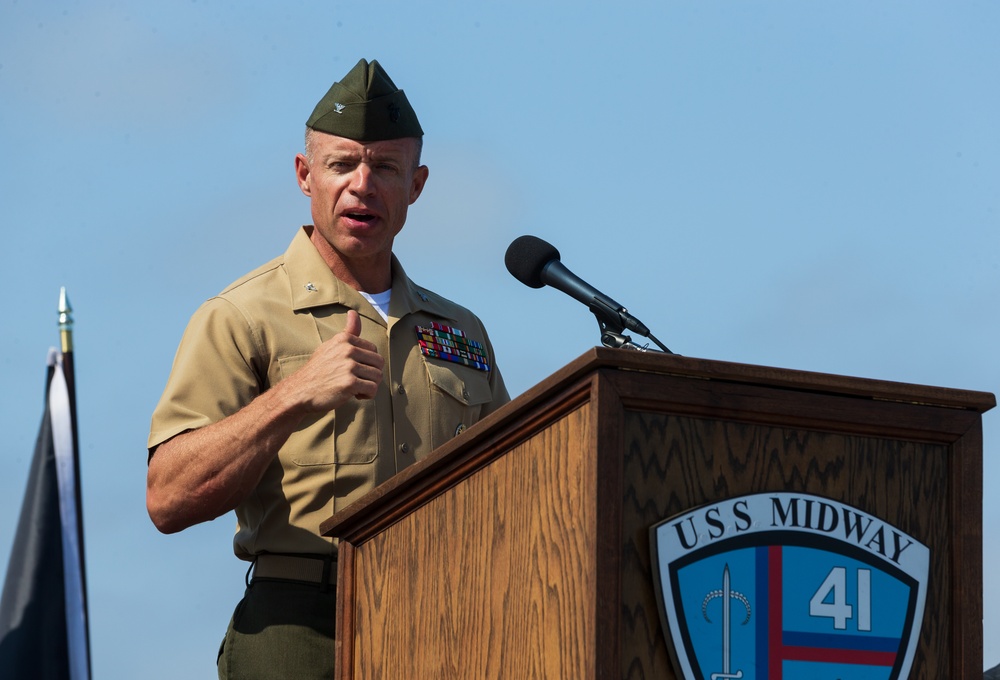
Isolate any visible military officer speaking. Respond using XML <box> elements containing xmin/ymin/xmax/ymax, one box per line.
<box><xmin>147</xmin><ymin>58</ymin><xmax>509</xmax><ymax>678</ymax></box>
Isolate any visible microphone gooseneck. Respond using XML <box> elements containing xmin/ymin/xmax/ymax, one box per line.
<box><xmin>504</xmin><ymin>235</ymin><xmax>673</xmax><ymax>354</ymax></box>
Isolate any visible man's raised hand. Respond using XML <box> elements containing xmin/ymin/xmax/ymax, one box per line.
<box><xmin>280</xmin><ymin>309</ymin><xmax>385</xmax><ymax>413</ymax></box>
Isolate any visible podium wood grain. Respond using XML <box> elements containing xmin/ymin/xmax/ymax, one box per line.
<box><xmin>348</xmin><ymin>407</ymin><xmax>594</xmax><ymax>679</ymax></box>
<box><xmin>324</xmin><ymin>349</ymin><xmax>993</xmax><ymax>680</ymax></box>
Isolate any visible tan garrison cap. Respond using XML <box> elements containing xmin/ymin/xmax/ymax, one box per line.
<box><xmin>306</xmin><ymin>58</ymin><xmax>423</xmax><ymax>141</ymax></box>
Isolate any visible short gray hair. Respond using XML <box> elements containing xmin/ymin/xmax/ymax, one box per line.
<box><xmin>304</xmin><ymin>127</ymin><xmax>423</xmax><ymax>167</ymax></box>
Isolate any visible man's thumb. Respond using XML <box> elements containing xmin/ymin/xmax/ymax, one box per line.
<box><xmin>343</xmin><ymin>309</ymin><xmax>362</xmax><ymax>337</ymax></box>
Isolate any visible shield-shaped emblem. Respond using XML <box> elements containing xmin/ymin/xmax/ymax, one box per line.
<box><xmin>650</xmin><ymin>492</ymin><xmax>929</xmax><ymax>680</ymax></box>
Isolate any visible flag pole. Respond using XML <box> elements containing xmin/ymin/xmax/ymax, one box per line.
<box><xmin>58</xmin><ymin>287</ymin><xmax>78</xmax><ymax>448</ymax></box>
<box><xmin>58</xmin><ymin>288</ymin><xmax>82</xmax><ymax>469</ymax></box>
<box><xmin>59</xmin><ymin>286</ymin><xmax>92</xmax><ymax>679</ymax></box>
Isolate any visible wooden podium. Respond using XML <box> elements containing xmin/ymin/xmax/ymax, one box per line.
<box><xmin>322</xmin><ymin>349</ymin><xmax>994</xmax><ymax>679</ymax></box>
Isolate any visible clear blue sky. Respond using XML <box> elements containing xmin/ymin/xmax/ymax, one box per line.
<box><xmin>1</xmin><ymin>1</ymin><xmax>998</xmax><ymax>676</ymax></box>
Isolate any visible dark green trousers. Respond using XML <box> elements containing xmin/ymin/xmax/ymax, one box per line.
<box><xmin>217</xmin><ymin>579</ymin><xmax>336</xmax><ymax>679</ymax></box>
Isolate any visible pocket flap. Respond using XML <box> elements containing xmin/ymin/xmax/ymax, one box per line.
<box><xmin>424</xmin><ymin>360</ymin><xmax>493</xmax><ymax>406</ymax></box>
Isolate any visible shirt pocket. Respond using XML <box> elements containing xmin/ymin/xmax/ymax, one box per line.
<box><xmin>278</xmin><ymin>354</ymin><xmax>378</xmax><ymax>466</ymax></box>
<box><xmin>423</xmin><ymin>359</ymin><xmax>494</xmax><ymax>447</ymax></box>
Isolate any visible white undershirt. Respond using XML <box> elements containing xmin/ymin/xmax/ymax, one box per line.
<box><xmin>359</xmin><ymin>290</ymin><xmax>391</xmax><ymax>322</ymax></box>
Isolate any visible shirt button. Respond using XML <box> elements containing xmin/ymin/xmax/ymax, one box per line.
<box><xmin>462</xmin><ymin>387</ymin><xmax>469</xmax><ymax>400</ymax></box>
<box><xmin>397</xmin><ymin>384</ymin><xmax>406</xmax><ymax>395</ymax></box>
<box><xmin>399</xmin><ymin>443</ymin><xmax>410</xmax><ymax>454</ymax></box>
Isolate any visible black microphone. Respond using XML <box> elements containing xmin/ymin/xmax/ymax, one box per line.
<box><xmin>504</xmin><ymin>235</ymin><xmax>651</xmax><ymax>337</ymax></box>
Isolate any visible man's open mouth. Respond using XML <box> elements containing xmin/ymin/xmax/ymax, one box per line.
<box><xmin>346</xmin><ymin>212</ymin><xmax>376</xmax><ymax>223</ymax></box>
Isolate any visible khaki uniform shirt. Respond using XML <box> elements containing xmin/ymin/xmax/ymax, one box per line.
<box><xmin>148</xmin><ymin>227</ymin><xmax>509</xmax><ymax>560</ymax></box>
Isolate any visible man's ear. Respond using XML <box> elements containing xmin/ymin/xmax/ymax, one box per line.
<box><xmin>294</xmin><ymin>153</ymin><xmax>312</xmax><ymax>197</ymax></box>
<box><xmin>409</xmin><ymin>165</ymin><xmax>429</xmax><ymax>204</ymax></box>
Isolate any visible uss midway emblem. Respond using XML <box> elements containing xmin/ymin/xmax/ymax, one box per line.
<box><xmin>650</xmin><ymin>492</ymin><xmax>929</xmax><ymax>680</ymax></box>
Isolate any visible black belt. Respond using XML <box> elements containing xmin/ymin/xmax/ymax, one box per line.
<box><xmin>250</xmin><ymin>553</ymin><xmax>337</xmax><ymax>591</ymax></box>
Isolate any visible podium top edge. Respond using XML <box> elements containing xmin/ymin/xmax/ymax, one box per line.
<box><xmin>572</xmin><ymin>348</ymin><xmax>996</xmax><ymax>413</ymax></box>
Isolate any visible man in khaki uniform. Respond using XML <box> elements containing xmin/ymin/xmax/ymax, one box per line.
<box><xmin>146</xmin><ymin>59</ymin><xmax>509</xmax><ymax>678</ymax></box>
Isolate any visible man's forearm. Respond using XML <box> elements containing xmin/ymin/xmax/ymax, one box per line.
<box><xmin>146</xmin><ymin>384</ymin><xmax>306</xmax><ymax>534</ymax></box>
<box><xmin>147</xmin><ymin>310</ymin><xmax>383</xmax><ymax>533</ymax></box>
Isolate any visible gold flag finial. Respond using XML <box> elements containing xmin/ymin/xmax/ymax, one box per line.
<box><xmin>58</xmin><ymin>287</ymin><xmax>74</xmax><ymax>353</ymax></box>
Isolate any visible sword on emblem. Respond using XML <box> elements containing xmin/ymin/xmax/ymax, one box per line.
<box><xmin>702</xmin><ymin>564</ymin><xmax>751</xmax><ymax>680</ymax></box>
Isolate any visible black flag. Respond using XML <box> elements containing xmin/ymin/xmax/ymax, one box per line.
<box><xmin>0</xmin><ymin>349</ymin><xmax>91</xmax><ymax>679</ymax></box>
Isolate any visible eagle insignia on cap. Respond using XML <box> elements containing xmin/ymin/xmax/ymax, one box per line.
<box><xmin>333</xmin><ymin>102</ymin><xmax>346</xmax><ymax>114</ymax></box>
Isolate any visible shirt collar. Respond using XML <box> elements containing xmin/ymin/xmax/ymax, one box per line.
<box><xmin>287</xmin><ymin>226</ymin><xmax>359</xmax><ymax>312</ymax></box>
<box><xmin>285</xmin><ymin>226</ymin><xmax>457</xmax><ymax>323</ymax></box>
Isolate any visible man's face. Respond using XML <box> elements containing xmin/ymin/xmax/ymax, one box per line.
<box><xmin>295</xmin><ymin>132</ymin><xmax>428</xmax><ymax>267</ymax></box>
